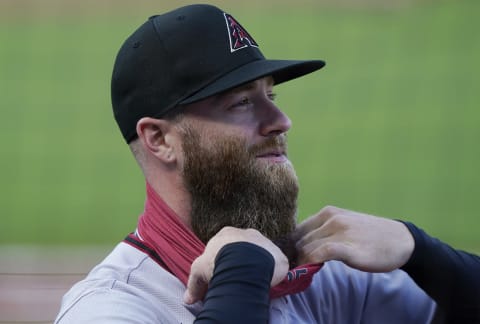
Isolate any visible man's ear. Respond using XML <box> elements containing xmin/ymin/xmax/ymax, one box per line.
<box><xmin>136</xmin><ymin>117</ymin><xmax>177</xmax><ymax>163</ymax></box>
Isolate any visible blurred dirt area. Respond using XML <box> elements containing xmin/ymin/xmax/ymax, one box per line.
<box><xmin>0</xmin><ymin>245</ymin><xmax>110</xmax><ymax>324</ymax></box>
<box><xmin>0</xmin><ymin>0</ymin><xmax>435</xmax><ymax>20</ymax></box>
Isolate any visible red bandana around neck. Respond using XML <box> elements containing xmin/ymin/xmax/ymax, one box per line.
<box><xmin>129</xmin><ymin>182</ymin><xmax>322</xmax><ymax>299</ymax></box>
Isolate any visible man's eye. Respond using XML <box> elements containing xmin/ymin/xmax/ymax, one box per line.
<box><xmin>268</xmin><ymin>93</ymin><xmax>277</xmax><ymax>101</ymax></box>
<box><xmin>231</xmin><ymin>97</ymin><xmax>251</xmax><ymax>109</ymax></box>
<box><xmin>238</xmin><ymin>97</ymin><xmax>251</xmax><ymax>105</ymax></box>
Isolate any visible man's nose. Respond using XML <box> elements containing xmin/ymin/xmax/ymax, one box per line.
<box><xmin>259</xmin><ymin>101</ymin><xmax>292</xmax><ymax>137</ymax></box>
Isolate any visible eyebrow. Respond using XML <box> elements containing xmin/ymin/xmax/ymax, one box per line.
<box><xmin>213</xmin><ymin>77</ymin><xmax>274</xmax><ymax>103</ymax></box>
<box><xmin>232</xmin><ymin>81</ymin><xmax>256</xmax><ymax>93</ymax></box>
<box><xmin>234</xmin><ymin>77</ymin><xmax>274</xmax><ymax>92</ymax></box>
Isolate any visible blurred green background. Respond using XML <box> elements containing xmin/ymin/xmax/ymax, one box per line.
<box><xmin>1</xmin><ymin>0</ymin><xmax>479</xmax><ymax>251</ymax></box>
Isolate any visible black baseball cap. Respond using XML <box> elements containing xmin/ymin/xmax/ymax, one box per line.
<box><xmin>112</xmin><ymin>4</ymin><xmax>325</xmax><ymax>143</ymax></box>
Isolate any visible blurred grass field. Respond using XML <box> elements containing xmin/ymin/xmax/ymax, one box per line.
<box><xmin>1</xmin><ymin>0</ymin><xmax>479</xmax><ymax>251</ymax></box>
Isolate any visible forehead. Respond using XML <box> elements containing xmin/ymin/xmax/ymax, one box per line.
<box><xmin>224</xmin><ymin>76</ymin><xmax>274</xmax><ymax>94</ymax></box>
<box><xmin>179</xmin><ymin>76</ymin><xmax>274</xmax><ymax>114</ymax></box>
<box><xmin>209</xmin><ymin>76</ymin><xmax>274</xmax><ymax>103</ymax></box>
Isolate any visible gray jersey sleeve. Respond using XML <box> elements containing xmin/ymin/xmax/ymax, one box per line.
<box><xmin>54</xmin><ymin>281</ymin><xmax>175</xmax><ymax>324</ymax></box>
<box><xmin>278</xmin><ymin>261</ymin><xmax>436</xmax><ymax>323</ymax></box>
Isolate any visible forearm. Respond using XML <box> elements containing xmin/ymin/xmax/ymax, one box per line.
<box><xmin>400</xmin><ymin>221</ymin><xmax>480</xmax><ymax>322</ymax></box>
<box><xmin>194</xmin><ymin>242</ymin><xmax>274</xmax><ymax>323</ymax></box>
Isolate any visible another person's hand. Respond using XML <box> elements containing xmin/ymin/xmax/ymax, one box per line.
<box><xmin>184</xmin><ymin>227</ymin><xmax>289</xmax><ymax>304</ymax></box>
<box><xmin>294</xmin><ymin>206</ymin><xmax>414</xmax><ymax>273</ymax></box>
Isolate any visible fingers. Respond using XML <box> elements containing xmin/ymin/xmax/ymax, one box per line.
<box><xmin>270</xmin><ymin>249</ymin><xmax>290</xmax><ymax>287</ymax></box>
<box><xmin>295</xmin><ymin>205</ymin><xmax>417</xmax><ymax>273</ymax></box>
<box><xmin>183</xmin><ymin>276</ymin><xmax>207</xmax><ymax>305</ymax></box>
<box><xmin>293</xmin><ymin>205</ymin><xmax>341</xmax><ymax>241</ymax></box>
<box><xmin>183</xmin><ymin>227</ymin><xmax>289</xmax><ymax>304</ymax></box>
<box><xmin>297</xmin><ymin>236</ymin><xmax>347</xmax><ymax>265</ymax></box>
<box><xmin>295</xmin><ymin>206</ymin><xmax>369</xmax><ymax>266</ymax></box>
<box><xmin>295</xmin><ymin>206</ymin><xmax>348</xmax><ymax>250</ymax></box>
<box><xmin>183</xmin><ymin>257</ymin><xmax>210</xmax><ymax>304</ymax></box>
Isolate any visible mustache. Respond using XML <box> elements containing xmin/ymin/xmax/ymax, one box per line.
<box><xmin>248</xmin><ymin>135</ymin><xmax>288</xmax><ymax>156</ymax></box>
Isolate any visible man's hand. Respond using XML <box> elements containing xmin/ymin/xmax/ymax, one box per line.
<box><xmin>294</xmin><ymin>206</ymin><xmax>415</xmax><ymax>273</ymax></box>
<box><xmin>183</xmin><ymin>227</ymin><xmax>289</xmax><ymax>304</ymax></box>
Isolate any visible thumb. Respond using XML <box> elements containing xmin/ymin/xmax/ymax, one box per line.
<box><xmin>183</xmin><ymin>258</ymin><xmax>210</xmax><ymax>304</ymax></box>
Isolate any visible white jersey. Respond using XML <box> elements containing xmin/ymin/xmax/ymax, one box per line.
<box><xmin>55</xmin><ymin>241</ymin><xmax>436</xmax><ymax>323</ymax></box>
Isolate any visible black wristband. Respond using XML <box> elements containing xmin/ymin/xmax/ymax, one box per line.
<box><xmin>399</xmin><ymin>221</ymin><xmax>480</xmax><ymax>323</ymax></box>
<box><xmin>194</xmin><ymin>242</ymin><xmax>275</xmax><ymax>323</ymax></box>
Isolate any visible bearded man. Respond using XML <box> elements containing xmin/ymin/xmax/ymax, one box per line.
<box><xmin>56</xmin><ymin>4</ymin><xmax>480</xmax><ymax>324</ymax></box>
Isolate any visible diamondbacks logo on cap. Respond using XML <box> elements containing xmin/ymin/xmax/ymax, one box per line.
<box><xmin>224</xmin><ymin>13</ymin><xmax>259</xmax><ymax>52</ymax></box>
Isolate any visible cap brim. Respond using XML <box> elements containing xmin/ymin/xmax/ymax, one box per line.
<box><xmin>179</xmin><ymin>59</ymin><xmax>325</xmax><ymax>105</ymax></box>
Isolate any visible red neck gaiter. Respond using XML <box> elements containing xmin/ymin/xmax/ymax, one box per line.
<box><xmin>132</xmin><ymin>182</ymin><xmax>322</xmax><ymax>299</ymax></box>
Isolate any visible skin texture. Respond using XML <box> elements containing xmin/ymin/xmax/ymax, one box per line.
<box><xmin>132</xmin><ymin>76</ymin><xmax>416</xmax><ymax>306</ymax></box>
<box><xmin>183</xmin><ymin>227</ymin><xmax>289</xmax><ymax>304</ymax></box>
<box><xmin>134</xmin><ymin>76</ymin><xmax>298</xmax><ymax>303</ymax></box>
<box><xmin>133</xmin><ymin>76</ymin><xmax>292</xmax><ymax>226</ymax></box>
<box><xmin>294</xmin><ymin>206</ymin><xmax>415</xmax><ymax>273</ymax></box>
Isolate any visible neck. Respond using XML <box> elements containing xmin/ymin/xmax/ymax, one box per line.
<box><xmin>145</xmin><ymin>173</ymin><xmax>192</xmax><ymax>229</ymax></box>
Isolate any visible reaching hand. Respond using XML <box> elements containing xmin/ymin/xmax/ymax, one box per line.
<box><xmin>183</xmin><ymin>226</ymin><xmax>289</xmax><ymax>304</ymax></box>
<box><xmin>294</xmin><ymin>206</ymin><xmax>415</xmax><ymax>273</ymax></box>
